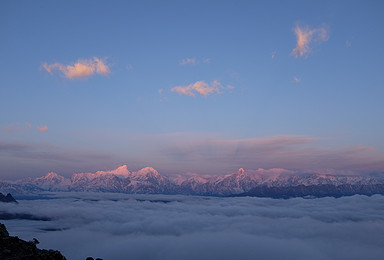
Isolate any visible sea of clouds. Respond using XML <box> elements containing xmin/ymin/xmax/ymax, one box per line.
<box><xmin>1</xmin><ymin>192</ymin><xmax>384</xmax><ymax>260</ymax></box>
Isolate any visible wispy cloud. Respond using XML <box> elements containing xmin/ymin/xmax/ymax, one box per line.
<box><xmin>180</xmin><ymin>58</ymin><xmax>197</xmax><ymax>65</ymax></box>
<box><xmin>292</xmin><ymin>24</ymin><xmax>329</xmax><ymax>58</ymax></box>
<box><xmin>203</xmin><ymin>58</ymin><xmax>211</xmax><ymax>64</ymax></box>
<box><xmin>345</xmin><ymin>40</ymin><xmax>352</xmax><ymax>48</ymax></box>
<box><xmin>38</xmin><ymin>125</ymin><xmax>49</xmax><ymax>132</ymax></box>
<box><xmin>42</xmin><ymin>57</ymin><xmax>110</xmax><ymax>79</ymax></box>
<box><xmin>171</xmin><ymin>80</ymin><xmax>233</xmax><ymax>97</ymax></box>
<box><xmin>180</xmin><ymin>58</ymin><xmax>211</xmax><ymax>65</ymax></box>
<box><xmin>2</xmin><ymin>122</ymin><xmax>45</xmax><ymax>133</ymax></box>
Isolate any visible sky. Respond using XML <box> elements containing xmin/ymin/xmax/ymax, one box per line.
<box><xmin>1</xmin><ymin>0</ymin><xmax>384</xmax><ymax>178</ymax></box>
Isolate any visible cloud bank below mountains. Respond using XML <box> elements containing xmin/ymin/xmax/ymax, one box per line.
<box><xmin>1</xmin><ymin>193</ymin><xmax>384</xmax><ymax>260</ymax></box>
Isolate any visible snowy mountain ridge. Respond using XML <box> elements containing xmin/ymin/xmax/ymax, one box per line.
<box><xmin>1</xmin><ymin>166</ymin><xmax>384</xmax><ymax>197</ymax></box>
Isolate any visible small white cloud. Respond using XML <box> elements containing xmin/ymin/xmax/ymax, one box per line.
<box><xmin>180</xmin><ymin>58</ymin><xmax>197</xmax><ymax>65</ymax></box>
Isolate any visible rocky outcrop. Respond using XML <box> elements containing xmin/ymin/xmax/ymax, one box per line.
<box><xmin>0</xmin><ymin>193</ymin><xmax>17</xmax><ymax>203</ymax></box>
<box><xmin>0</xmin><ymin>223</ymin><xmax>66</xmax><ymax>260</ymax></box>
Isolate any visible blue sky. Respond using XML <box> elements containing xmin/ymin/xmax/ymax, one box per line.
<box><xmin>1</xmin><ymin>0</ymin><xmax>384</xmax><ymax>178</ymax></box>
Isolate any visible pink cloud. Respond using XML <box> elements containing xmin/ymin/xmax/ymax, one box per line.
<box><xmin>42</xmin><ymin>57</ymin><xmax>110</xmax><ymax>79</ymax></box>
<box><xmin>292</xmin><ymin>24</ymin><xmax>329</xmax><ymax>58</ymax></box>
<box><xmin>38</xmin><ymin>125</ymin><xmax>49</xmax><ymax>132</ymax></box>
<box><xmin>171</xmin><ymin>80</ymin><xmax>233</xmax><ymax>97</ymax></box>
<box><xmin>94</xmin><ymin>57</ymin><xmax>110</xmax><ymax>75</ymax></box>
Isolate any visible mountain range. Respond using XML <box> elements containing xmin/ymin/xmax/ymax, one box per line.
<box><xmin>1</xmin><ymin>166</ymin><xmax>384</xmax><ymax>198</ymax></box>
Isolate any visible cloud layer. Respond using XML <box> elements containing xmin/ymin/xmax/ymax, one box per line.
<box><xmin>171</xmin><ymin>80</ymin><xmax>233</xmax><ymax>97</ymax></box>
<box><xmin>292</xmin><ymin>25</ymin><xmax>329</xmax><ymax>58</ymax></box>
<box><xmin>42</xmin><ymin>57</ymin><xmax>110</xmax><ymax>79</ymax></box>
<box><xmin>1</xmin><ymin>133</ymin><xmax>384</xmax><ymax>178</ymax></box>
<box><xmin>1</xmin><ymin>193</ymin><xmax>384</xmax><ymax>260</ymax></box>
<box><xmin>156</xmin><ymin>134</ymin><xmax>384</xmax><ymax>174</ymax></box>
<box><xmin>0</xmin><ymin>140</ymin><xmax>119</xmax><ymax>179</ymax></box>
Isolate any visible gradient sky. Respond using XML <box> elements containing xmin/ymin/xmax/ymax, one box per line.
<box><xmin>1</xmin><ymin>0</ymin><xmax>384</xmax><ymax>179</ymax></box>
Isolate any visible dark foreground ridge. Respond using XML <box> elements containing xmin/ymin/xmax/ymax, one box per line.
<box><xmin>0</xmin><ymin>222</ymin><xmax>66</xmax><ymax>260</ymax></box>
<box><xmin>0</xmin><ymin>193</ymin><xmax>17</xmax><ymax>203</ymax></box>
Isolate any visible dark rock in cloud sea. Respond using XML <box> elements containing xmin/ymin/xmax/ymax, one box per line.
<box><xmin>0</xmin><ymin>193</ymin><xmax>17</xmax><ymax>203</ymax></box>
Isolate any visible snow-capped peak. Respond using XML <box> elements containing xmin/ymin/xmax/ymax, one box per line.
<box><xmin>237</xmin><ymin>168</ymin><xmax>246</xmax><ymax>175</ymax></box>
<box><xmin>94</xmin><ymin>165</ymin><xmax>131</xmax><ymax>178</ymax></box>
<box><xmin>38</xmin><ymin>172</ymin><xmax>64</xmax><ymax>182</ymax></box>
<box><xmin>135</xmin><ymin>167</ymin><xmax>160</xmax><ymax>176</ymax></box>
<box><xmin>43</xmin><ymin>172</ymin><xmax>60</xmax><ymax>179</ymax></box>
<box><xmin>32</xmin><ymin>171</ymin><xmax>69</xmax><ymax>187</ymax></box>
<box><xmin>110</xmin><ymin>165</ymin><xmax>131</xmax><ymax>177</ymax></box>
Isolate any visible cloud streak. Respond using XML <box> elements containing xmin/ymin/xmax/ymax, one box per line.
<box><xmin>171</xmin><ymin>80</ymin><xmax>233</xmax><ymax>97</ymax></box>
<box><xmin>292</xmin><ymin>24</ymin><xmax>329</xmax><ymax>58</ymax></box>
<box><xmin>2</xmin><ymin>123</ymin><xmax>46</xmax><ymax>134</ymax></box>
<box><xmin>42</xmin><ymin>57</ymin><xmax>110</xmax><ymax>79</ymax></box>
